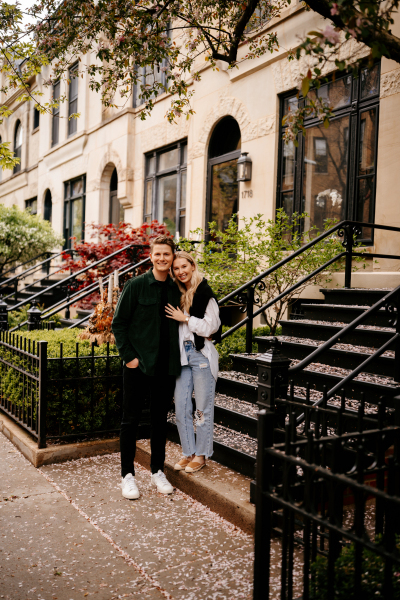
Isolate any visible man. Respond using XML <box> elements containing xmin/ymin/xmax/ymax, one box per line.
<box><xmin>112</xmin><ymin>235</ymin><xmax>181</xmax><ymax>499</ymax></box>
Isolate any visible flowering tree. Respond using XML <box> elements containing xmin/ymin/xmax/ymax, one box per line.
<box><xmin>0</xmin><ymin>204</ymin><xmax>63</xmax><ymax>276</ymax></box>
<box><xmin>2</xmin><ymin>0</ymin><xmax>400</xmax><ymax>159</ymax></box>
<box><xmin>61</xmin><ymin>220</ymin><xmax>170</xmax><ymax>309</ymax></box>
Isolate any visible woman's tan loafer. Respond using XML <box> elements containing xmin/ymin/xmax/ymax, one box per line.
<box><xmin>185</xmin><ymin>461</ymin><xmax>206</xmax><ymax>473</ymax></box>
<box><xmin>174</xmin><ymin>457</ymin><xmax>192</xmax><ymax>471</ymax></box>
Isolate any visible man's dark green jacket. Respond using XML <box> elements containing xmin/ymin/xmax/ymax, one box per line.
<box><xmin>112</xmin><ymin>269</ymin><xmax>182</xmax><ymax>377</ymax></box>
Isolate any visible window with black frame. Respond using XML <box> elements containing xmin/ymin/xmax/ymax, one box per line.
<box><xmin>278</xmin><ymin>63</ymin><xmax>380</xmax><ymax>243</ymax></box>
<box><xmin>33</xmin><ymin>106</ymin><xmax>40</xmax><ymax>130</ymax></box>
<box><xmin>68</xmin><ymin>63</ymin><xmax>78</xmax><ymax>136</ymax></box>
<box><xmin>63</xmin><ymin>175</ymin><xmax>86</xmax><ymax>249</ymax></box>
<box><xmin>13</xmin><ymin>120</ymin><xmax>22</xmax><ymax>174</ymax></box>
<box><xmin>25</xmin><ymin>197</ymin><xmax>37</xmax><ymax>215</ymax></box>
<box><xmin>144</xmin><ymin>141</ymin><xmax>187</xmax><ymax>237</ymax></box>
<box><xmin>133</xmin><ymin>61</ymin><xmax>169</xmax><ymax>108</ymax></box>
<box><xmin>52</xmin><ymin>81</ymin><xmax>60</xmax><ymax>146</ymax></box>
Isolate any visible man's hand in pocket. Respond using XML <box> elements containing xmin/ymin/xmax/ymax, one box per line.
<box><xmin>126</xmin><ymin>358</ymin><xmax>139</xmax><ymax>369</ymax></box>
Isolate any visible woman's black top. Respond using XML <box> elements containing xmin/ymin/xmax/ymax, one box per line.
<box><xmin>189</xmin><ymin>279</ymin><xmax>222</xmax><ymax>351</ymax></box>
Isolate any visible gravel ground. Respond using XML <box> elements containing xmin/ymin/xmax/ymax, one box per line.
<box><xmin>290</xmin><ymin>359</ymin><xmax>399</xmax><ymax>387</ymax></box>
<box><xmin>290</xmin><ymin>319</ymin><xmax>395</xmax><ymax>332</ymax></box>
<box><xmin>219</xmin><ymin>371</ymin><xmax>258</xmax><ymax>385</ymax></box>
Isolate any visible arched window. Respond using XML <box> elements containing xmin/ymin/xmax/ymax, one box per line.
<box><xmin>14</xmin><ymin>121</ymin><xmax>22</xmax><ymax>174</ymax></box>
<box><xmin>206</xmin><ymin>117</ymin><xmax>241</xmax><ymax>236</ymax></box>
<box><xmin>44</xmin><ymin>190</ymin><xmax>52</xmax><ymax>222</ymax></box>
<box><xmin>109</xmin><ymin>168</ymin><xmax>124</xmax><ymax>225</ymax></box>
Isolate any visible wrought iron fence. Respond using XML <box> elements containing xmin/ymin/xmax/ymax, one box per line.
<box><xmin>0</xmin><ymin>330</ymin><xmax>151</xmax><ymax>448</ymax></box>
<box><xmin>253</xmin><ymin>408</ymin><xmax>400</xmax><ymax>600</ymax></box>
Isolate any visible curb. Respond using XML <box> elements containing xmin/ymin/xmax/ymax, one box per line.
<box><xmin>0</xmin><ymin>412</ymin><xmax>255</xmax><ymax>535</ymax></box>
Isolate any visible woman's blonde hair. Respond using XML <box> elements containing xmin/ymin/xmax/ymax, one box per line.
<box><xmin>172</xmin><ymin>251</ymin><xmax>203</xmax><ymax>313</ymax></box>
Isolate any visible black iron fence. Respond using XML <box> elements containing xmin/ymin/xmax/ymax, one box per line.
<box><xmin>0</xmin><ymin>330</ymin><xmax>150</xmax><ymax>448</ymax></box>
<box><xmin>253</xmin><ymin>408</ymin><xmax>400</xmax><ymax>600</ymax></box>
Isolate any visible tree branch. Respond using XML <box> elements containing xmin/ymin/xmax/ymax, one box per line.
<box><xmin>306</xmin><ymin>0</ymin><xmax>400</xmax><ymax>64</ymax></box>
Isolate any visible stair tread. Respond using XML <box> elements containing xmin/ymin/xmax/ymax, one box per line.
<box><xmin>215</xmin><ymin>393</ymin><xmax>258</xmax><ymax>419</ymax></box>
<box><xmin>219</xmin><ymin>371</ymin><xmax>257</xmax><ymax>387</ymax></box>
<box><xmin>302</xmin><ymin>303</ymin><xmax>379</xmax><ymax>310</ymax></box>
<box><xmin>289</xmin><ymin>359</ymin><xmax>399</xmax><ymax>388</ymax></box>
<box><xmin>278</xmin><ymin>335</ymin><xmax>395</xmax><ymax>359</ymax></box>
<box><xmin>292</xmin><ymin>386</ymin><xmax>379</xmax><ymax>415</ymax></box>
<box><xmin>279</xmin><ymin>318</ymin><xmax>395</xmax><ymax>332</ymax></box>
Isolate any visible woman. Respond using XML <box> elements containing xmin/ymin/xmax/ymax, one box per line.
<box><xmin>165</xmin><ymin>251</ymin><xmax>221</xmax><ymax>473</ymax></box>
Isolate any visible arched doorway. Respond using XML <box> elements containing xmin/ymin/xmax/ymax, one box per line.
<box><xmin>206</xmin><ymin>116</ymin><xmax>241</xmax><ymax>236</ymax></box>
<box><xmin>44</xmin><ymin>190</ymin><xmax>52</xmax><ymax>222</ymax></box>
<box><xmin>109</xmin><ymin>168</ymin><xmax>124</xmax><ymax>225</ymax></box>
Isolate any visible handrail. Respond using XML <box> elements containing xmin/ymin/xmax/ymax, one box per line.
<box><xmin>8</xmin><ymin>243</ymin><xmax>147</xmax><ymax>312</ymax></box>
<box><xmin>0</xmin><ymin>251</ymin><xmax>53</xmax><ymax>281</ymax></box>
<box><xmin>3</xmin><ymin>261</ymin><xmax>69</xmax><ymax>301</ymax></box>
<box><xmin>66</xmin><ymin>257</ymin><xmax>152</xmax><ymax>329</ymax></box>
<box><xmin>0</xmin><ymin>250</ymin><xmax>72</xmax><ymax>288</ymax></box>
<box><xmin>289</xmin><ymin>284</ymin><xmax>400</xmax><ymax>375</ymax></box>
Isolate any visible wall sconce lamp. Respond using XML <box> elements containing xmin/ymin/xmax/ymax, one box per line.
<box><xmin>237</xmin><ymin>152</ymin><xmax>252</xmax><ymax>182</ymax></box>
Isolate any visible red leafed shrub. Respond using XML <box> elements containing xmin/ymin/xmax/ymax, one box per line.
<box><xmin>62</xmin><ymin>220</ymin><xmax>171</xmax><ymax>309</ymax></box>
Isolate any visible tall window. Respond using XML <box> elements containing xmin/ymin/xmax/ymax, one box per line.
<box><xmin>33</xmin><ymin>106</ymin><xmax>40</xmax><ymax>130</ymax></box>
<box><xmin>133</xmin><ymin>62</ymin><xmax>169</xmax><ymax>108</ymax></box>
<box><xmin>206</xmin><ymin>116</ymin><xmax>241</xmax><ymax>236</ymax></box>
<box><xmin>25</xmin><ymin>197</ymin><xmax>38</xmax><ymax>214</ymax></box>
<box><xmin>63</xmin><ymin>175</ymin><xmax>86</xmax><ymax>249</ymax></box>
<box><xmin>144</xmin><ymin>141</ymin><xmax>187</xmax><ymax>237</ymax></box>
<box><xmin>52</xmin><ymin>81</ymin><xmax>60</xmax><ymax>146</ymax></box>
<box><xmin>278</xmin><ymin>63</ymin><xmax>380</xmax><ymax>243</ymax></box>
<box><xmin>13</xmin><ymin>121</ymin><xmax>22</xmax><ymax>174</ymax></box>
<box><xmin>109</xmin><ymin>168</ymin><xmax>124</xmax><ymax>225</ymax></box>
<box><xmin>68</xmin><ymin>63</ymin><xmax>78</xmax><ymax>136</ymax></box>
<box><xmin>44</xmin><ymin>190</ymin><xmax>52</xmax><ymax>222</ymax></box>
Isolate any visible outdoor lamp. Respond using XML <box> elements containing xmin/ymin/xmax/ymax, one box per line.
<box><xmin>237</xmin><ymin>152</ymin><xmax>252</xmax><ymax>182</ymax></box>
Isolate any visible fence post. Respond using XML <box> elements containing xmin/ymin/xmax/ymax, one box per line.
<box><xmin>343</xmin><ymin>223</ymin><xmax>354</xmax><ymax>289</ymax></box>
<box><xmin>37</xmin><ymin>341</ymin><xmax>48</xmax><ymax>449</ymax></box>
<box><xmin>253</xmin><ymin>409</ymin><xmax>274</xmax><ymax>600</ymax></box>
<box><xmin>256</xmin><ymin>337</ymin><xmax>290</xmax><ymax>414</ymax></box>
<box><xmin>0</xmin><ymin>296</ymin><xmax>9</xmax><ymax>331</ymax></box>
<box><xmin>27</xmin><ymin>302</ymin><xmax>42</xmax><ymax>331</ymax></box>
<box><xmin>245</xmin><ymin>286</ymin><xmax>255</xmax><ymax>354</ymax></box>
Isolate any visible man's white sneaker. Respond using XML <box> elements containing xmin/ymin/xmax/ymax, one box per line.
<box><xmin>151</xmin><ymin>470</ymin><xmax>174</xmax><ymax>494</ymax></box>
<box><xmin>121</xmin><ymin>473</ymin><xmax>140</xmax><ymax>499</ymax></box>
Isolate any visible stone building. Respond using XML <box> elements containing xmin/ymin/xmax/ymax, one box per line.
<box><xmin>1</xmin><ymin>1</ymin><xmax>400</xmax><ymax>291</ymax></box>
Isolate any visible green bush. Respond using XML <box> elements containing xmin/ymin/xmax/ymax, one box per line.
<box><xmin>216</xmin><ymin>325</ymin><xmax>280</xmax><ymax>371</ymax></box>
<box><xmin>310</xmin><ymin>538</ymin><xmax>400</xmax><ymax>600</ymax></box>
<box><xmin>7</xmin><ymin>304</ymin><xmax>63</xmax><ymax>331</ymax></box>
<box><xmin>0</xmin><ymin>329</ymin><xmax>121</xmax><ymax>438</ymax></box>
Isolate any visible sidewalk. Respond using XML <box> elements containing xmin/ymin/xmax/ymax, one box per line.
<box><xmin>0</xmin><ymin>432</ymin><xmax>254</xmax><ymax>600</ymax></box>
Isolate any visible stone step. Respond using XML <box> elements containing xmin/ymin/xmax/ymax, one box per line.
<box><xmin>320</xmin><ymin>287</ymin><xmax>390</xmax><ymax>306</ymax></box>
<box><xmin>301</xmin><ymin>303</ymin><xmax>389</xmax><ymax>327</ymax></box>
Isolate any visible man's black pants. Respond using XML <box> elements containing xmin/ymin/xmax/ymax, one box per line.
<box><xmin>120</xmin><ymin>365</ymin><xmax>175</xmax><ymax>477</ymax></box>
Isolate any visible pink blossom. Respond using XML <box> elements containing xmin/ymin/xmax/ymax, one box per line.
<box><xmin>330</xmin><ymin>3</ymin><xmax>339</xmax><ymax>16</ymax></box>
<box><xmin>322</xmin><ymin>24</ymin><xmax>340</xmax><ymax>44</ymax></box>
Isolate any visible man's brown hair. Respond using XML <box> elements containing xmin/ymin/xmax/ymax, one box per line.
<box><xmin>150</xmin><ymin>235</ymin><xmax>176</xmax><ymax>253</ymax></box>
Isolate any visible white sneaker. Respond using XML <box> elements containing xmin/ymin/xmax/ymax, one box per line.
<box><xmin>121</xmin><ymin>473</ymin><xmax>140</xmax><ymax>499</ymax></box>
<box><xmin>151</xmin><ymin>470</ymin><xmax>174</xmax><ymax>494</ymax></box>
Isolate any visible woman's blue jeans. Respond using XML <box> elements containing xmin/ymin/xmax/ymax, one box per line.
<box><xmin>174</xmin><ymin>341</ymin><xmax>215</xmax><ymax>458</ymax></box>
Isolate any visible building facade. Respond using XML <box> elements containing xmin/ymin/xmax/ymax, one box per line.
<box><xmin>1</xmin><ymin>1</ymin><xmax>400</xmax><ymax>290</ymax></box>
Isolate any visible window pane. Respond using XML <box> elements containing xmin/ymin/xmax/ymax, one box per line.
<box><xmin>361</xmin><ymin>64</ymin><xmax>380</xmax><ymax>99</ymax></box>
<box><xmin>359</xmin><ymin>108</ymin><xmax>377</xmax><ymax>176</ymax></box>
<box><xmin>303</xmin><ymin>117</ymin><xmax>349</xmax><ymax>235</ymax></box>
<box><xmin>71</xmin><ymin>199</ymin><xmax>83</xmax><ymax>242</ymax></box>
<box><xmin>180</xmin><ymin>170</ymin><xmax>187</xmax><ymax>208</ymax></box>
<box><xmin>357</xmin><ymin>177</ymin><xmax>375</xmax><ymax>239</ymax></box>
<box><xmin>159</xmin><ymin>148</ymin><xmax>179</xmax><ymax>171</ymax></box>
<box><xmin>283</xmin><ymin>96</ymin><xmax>298</xmax><ymax>118</ymax></box>
<box><xmin>210</xmin><ymin>159</ymin><xmax>238</xmax><ymax>233</ymax></box>
<box><xmin>158</xmin><ymin>173</ymin><xmax>177</xmax><ymax>235</ymax></box>
<box><xmin>179</xmin><ymin>209</ymin><xmax>186</xmax><ymax>237</ymax></box>
<box><xmin>281</xmin><ymin>191</ymin><xmax>294</xmax><ymax>242</ymax></box>
<box><xmin>145</xmin><ymin>180</ymin><xmax>153</xmax><ymax>216</ymax></box>
<box><xmin>182</xmin><ymin>144</ymin><xmax>188</xmax><ymax>164</ymax></box>
<box><xmin>147</xmin><ymin>156</ymin><xmax>156</xmax><ymax>175</ymax></box>
<box><xmin>52</xmin><ymin>114</ymin><xmax>59</xmax><ymax>146</ymax></box>
<box><xmin>282</xmin><ymin>140</ymin><xmax>295</xmax><ymax>190</ymax></box>
<box><xmin>72</xmin><ymin>178</ymin><xmax>83</xmax><ymax>196</ymax></box>
<box><xmin>68</xmin><ymin>98</ymin><xmax>78</xmax><ymax>135</ymax></box>
<box><xmin>319</xmin><ymin>76</ymin><xmax>351</xmax><ymax>110</ymax></box>
<box><xmin>26</xmin><ymin>199</ymin><xmax>37</xmax><ymax>214</ymax></box>
<box><xmin>70</xmin><ymin>70</ymin><xmax>78</xmax><ymax>99</ymax></box>
<box><xmin>33</xmin><ymin>107</ymin><xmax>40</xmax><ymax>129</ymax></box>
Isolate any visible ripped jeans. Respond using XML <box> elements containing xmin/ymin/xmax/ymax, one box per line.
<box><xmin>174</xmin><ymin>341</ymin><xmax>215</xmax><ymax>458</ymax></box>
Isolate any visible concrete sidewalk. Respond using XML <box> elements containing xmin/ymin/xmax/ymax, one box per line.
<box><xmin>0</xmin><ymin>432</ymin><xmax>254</xmax><ymax>600</ymax></box>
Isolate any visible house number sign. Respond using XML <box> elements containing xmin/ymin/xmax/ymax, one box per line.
<box><xmin>241</xmin><ymin>189</ymin><xmax>253</xmax><ymax>199</ymax></box>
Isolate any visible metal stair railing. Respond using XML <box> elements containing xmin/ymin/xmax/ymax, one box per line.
<box><xmin>5</xmin><ymin>243</ymin><xmax>147</xmax><ymax>327</ymax></box>
<box><xmin>0</xmin><ymin>249</ymin><xmax>74</xmax><ymax>304</ymax></box>
<box><xmin>217</xmin><ymin>220</ymin><xmax>400</xmax><ymax>354</ymax></box>
<box><xmin>0</xmin><ymin>250</ymin><xmax>55</xmax><ymax>281</ymax></box>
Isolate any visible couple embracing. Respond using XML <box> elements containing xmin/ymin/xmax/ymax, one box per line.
<box><xmin>112</xmin><ymin>234</ymin><xmax>221</xmax><ymax>499</ymax></box>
